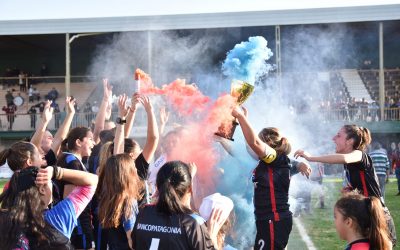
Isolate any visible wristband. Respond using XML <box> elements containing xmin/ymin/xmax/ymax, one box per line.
<box><xmin>51</xmin><ymin>166</ymin><xmax>58</xmax><ymax>180</ymax></box>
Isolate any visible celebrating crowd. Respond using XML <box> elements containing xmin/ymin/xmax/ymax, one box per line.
<box><xmin>0</xmin><ymin>78</ymin><xmax>397</xmax><ymax>250</ymax></box>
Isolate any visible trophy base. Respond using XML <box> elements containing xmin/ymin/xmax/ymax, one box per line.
<box><xmin>214</xmin><ymin>132</ymin><xmax>235</xmax><ymax>141</ymax></box>
<box><xmin>214</xmin><ymin>121</ymin><xmax>239</xmax><ymax>141</ymax></box>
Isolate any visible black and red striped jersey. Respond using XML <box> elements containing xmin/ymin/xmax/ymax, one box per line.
<box><xmin>252</xmin><ymin>154</ymin><xmax>292</xmax><ymax>221</ymax></box>
<box><xmin>344</xmin><ymin>152</ymin><xmax>382</xmax><ymax>199</ymax></box>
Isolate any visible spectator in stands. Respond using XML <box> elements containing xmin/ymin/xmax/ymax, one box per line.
<box><xmin>28</xmin><ymin>106</ymin><xmax>37</xmax><ymax>129</ymax></box>
<box><xmin>369</xmin><ymin>142</ymin><xmax>390</xmax><ymax>199</ymax></box>
<box><xmin>18</xmin><ymin>71</ymin><xmax>26</xmax><ymax>92</ymax></box>
<box><xmin>368</xmin><ymin>101</ymin><xmax>379</xmax><ymax>121</ymax></box>
<box><xmin>84</xmin><ymin>102</ymin><xmax>93</xmax><ymax>127</ymax></box>
<box><xmin>5</xmin><ymin>90</ymin><xmax>14</xmax><ymax>107</ymax></box>
<box><xmin>45</xmin><ymin>87</ymin><xmax>59</xmax><ymax>101</ymax></box>
<box><xmin>2</xmin><ymin>104</ymin><xmax>16</xmax><ymax>130</ymax></box>
<box><xmin>348</xmin><ymin>97</ymin><xmax>357</xmax><ymax>121</ymax></box>
<box><xmin>393</xmin><ymin>142</ymin><xmax>400</xmax><ymax>196</ymax></box>
<box><xmin>52</xmin><ymin>100</ymin><xmax>61</xmax><ymax>129</ymax></box>
<box><xmin>33</xmin><ymin>87</ymin><xmax>40</xmax><ymax>101</ymax></box>
<box><xmin>91</xmin><ymin>101</ymin><xmax>99</xmax><ymax>113</ymax></box>
<box><xmin>385</xmin><ymin>98</ymin><xmax>397</xmax><ymax>120</ymax></box>
<box><xmin>28</xmin><ymin>86</ymin><xmax>34</xmax><ymax>102</ymax></box>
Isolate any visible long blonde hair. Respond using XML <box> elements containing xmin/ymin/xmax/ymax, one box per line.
<box><xmin>98</xmin><ymin>154</ymin><xmax>143</xmax><ymax>228</ymax></box>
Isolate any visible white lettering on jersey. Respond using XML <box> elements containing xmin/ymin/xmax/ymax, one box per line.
<box><xmin>137</xmin><ymin>223</ymin><xmax>182</xmax><ymax>234</ymax></box>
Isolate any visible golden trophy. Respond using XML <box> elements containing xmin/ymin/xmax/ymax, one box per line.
<box><xmin>215</xmin><ymin>79</ymin><xmax>254</xmax><ymax>141</ymax></box>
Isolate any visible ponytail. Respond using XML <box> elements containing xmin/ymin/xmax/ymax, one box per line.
<box><xmin>369</xmin><ymin>197</ymin><xmax>391</xmax><ymax>250</ymax></box>
<box><xmin>60</xmin><ymin>139</ymin><xmax>68</xmax><ymax>153</ymax></box>
<box><xmin>64</xmin><ymin>127</ymin><xmax>91</xmax><ymax>152</ymax></box>
<box><xmin>277</xmin><ymin>137</ymin><xmax>291</xmax><ymax>155</ymax></box>
<box><xmin>342</xmin><ymin>125</ymin><xmax>371</xmax><ymax>151</ymax></box>
<box><xmin>258</xmin><ymin>127</ymin><xmax>291</xmax><ymax>155</ymax></box>
<box><xmin>156</xmin><ymin>161</ymin><xmax>193</xmax><ymax>215</ymax></box>
<box><xmin>360</xmin><ymin>127</ymin><xmax>371</xmax><ymax>151</ymax></box>
<box><xmin>0</xmin><ymin>148</ymin><xmax>11</xmax><ymax>166</ymax></box>
<box><xmin>0</xmin><ymin>142</ymin><xmax>36</xmax><ymax>171</ymax></box>
<box><xmin>335</xmin><ymin>192</ymin><xmax>391</xmax><ymax>250</ymax></box>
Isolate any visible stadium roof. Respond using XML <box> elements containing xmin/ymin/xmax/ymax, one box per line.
<box><xmin>0</xmin><ymin>0</ymin><xmax>400</xmax><ymax>35</ymax></box>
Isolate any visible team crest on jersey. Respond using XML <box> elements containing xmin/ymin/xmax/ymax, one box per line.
<box><xmin>251</xmin><ymin>168</ymin><xmax>257</xmax><ymax>188</ymax></box>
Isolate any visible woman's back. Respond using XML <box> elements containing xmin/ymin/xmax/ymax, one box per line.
<box><xmin>133</xmin><ymin>205</ymin><xmax>215</xmax><ymax>250</ymax></box>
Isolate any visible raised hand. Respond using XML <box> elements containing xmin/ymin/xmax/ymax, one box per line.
<box><xmin>139</xmin><ymin>95</ymin><xmax>153</xmax><ymax>112</ymax></box>
<box><xmin>206</xmin><ymin>207</ymin><xmax>226</xmax><ymax>249</ymax></box>
<box><xmin>130</xmin><ymin>92</ymin><xmax>140</xmax><ymax>112</ymax></box>
<box><xmin>159</xmin><ymin>106</ymin><xmax>170</xmax><ymax>126</ymax></box>
<box><xmin>65</xmin><ymin>96</ymin><xmax>76</xmax><ymax>114</ymax></box>
<box><xmin>294</xmin><ymin>149</ymin><xmax>312</xmax><ymax>161</ymax></box>
<box><xmin>42</xmin><ymin>100</ymin><xmax>53</xmax><ymax>123</ymax></box>
<box><xmin>102</xmin><ymin>78</ymin><xmax>113</xmax><ymax>102</ymax></box>
<box><xmin>231</xmin><ymin>105</ymin><xmax>244</xmax><ymax>119</ymax></box>
<box><xmin>117</xmin><ymin>94</ymin><xmax>129</xmax><ymax>118</ymax></box>
<box><xmin>297</xmin><ymin>162</ymin><xmax>312</xmax><ymax>178</ymax></box>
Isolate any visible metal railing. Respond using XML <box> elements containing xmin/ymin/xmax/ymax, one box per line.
<box><xmin>0</xmin><ymin>110</ymin><xmax>149</xmax><ymax>132</ymax></box>
<box><xmin>0</xmin><ymin>75</ymin><xmax>100</xmax><ymax>88</ymax></box>
<box><xmin>0</xmin><ymin>108</ymin><xmax>398</xmax><ymax>133</ymax></box>
<box><xmin>319</xmin><ymin>107</ymin><xmax>400</xmax><ymax>122</ymax></box>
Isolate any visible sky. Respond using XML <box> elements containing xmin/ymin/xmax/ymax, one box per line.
<box><xmin>1</xmin><ymin>0</ymin><xmax>400</xmax><ymax>21</ymax></box>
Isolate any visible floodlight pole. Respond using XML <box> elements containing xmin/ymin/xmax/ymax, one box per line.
<box><xmin>65</xmin><ymin>32</ymin><xmax>104</xmax><ymax>97</ymax></box>
<box><xmin>66</xmin><ymin>33</ymin><xmax>71</xmax><ymax>97</ymax></box>
<box><xmin>378</xmin><ymin>22</ymin><xmax>385</xmax><ymax>120</ymax></box>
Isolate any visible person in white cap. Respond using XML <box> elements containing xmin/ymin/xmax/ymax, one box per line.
<box><xmin>200</xmin><ymin>193</ymin><xmax>235</xmax><ymax>250</ymax></box>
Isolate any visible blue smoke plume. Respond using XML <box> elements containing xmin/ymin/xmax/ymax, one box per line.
<box><xmin>222</xmin><ymin>36</ymin><xmax>273</xmax><ymax>85</ymax></box>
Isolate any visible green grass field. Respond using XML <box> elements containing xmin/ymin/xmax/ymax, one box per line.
<box><xmin>0</xmin><ymin>178</ymin><xmax>6</xmax><ymax>192</ymax></box>
<box><xmin>0</xmin><ymin>178</ymin><xmax>398</xmax><ymax>249</ymax></box>
<box><xmin>289</xmin><ymin>178</ymin><xmax>400</xmax><ymax>249</ymax></box>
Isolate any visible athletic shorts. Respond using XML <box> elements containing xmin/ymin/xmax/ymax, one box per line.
<box><xmin>255</xmin><ymin>217</ymin><xmax>293</xmax><ymax>250</ymax></box>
